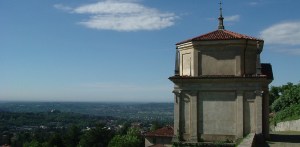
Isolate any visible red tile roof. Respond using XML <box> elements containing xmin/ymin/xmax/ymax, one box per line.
<box><xmin>145</xmin><ymin>126</ymin><xmax>174</xmax><ymax>137</ymax></box>
<box><xmin>177</xmin><ymin>29</ymin><xmax>263</xmax><ymax>45</ymax></box>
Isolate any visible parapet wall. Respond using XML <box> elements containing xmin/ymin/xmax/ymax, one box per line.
<box><xmin>271</xmin><ymin>119</ymin><xmax>300</xmax><ymax>131</ymax></box>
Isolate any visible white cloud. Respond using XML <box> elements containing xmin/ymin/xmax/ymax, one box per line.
<box><xmin>260</xmin><ymin>21</ymin><xmax>300</xmax><ymax>45</ymax></box>
<box><xmin>55</xmin><ymin>0</ymin><xmax>177</xmax><ymax>31</ymax></box>
<box><xmin>54</xmin><ymin>4</ymin><xmax>72</xmax><ymax>11</ymax></box>
<box><xmin>225</xmin><ymin>15</ymin><xmax>240</xmax><ymax>22</ymax></box>
<box><xmin>260</xmin><ymin>21</ymin><xmax>300</xmax><ymax>56</ymax></box>
<box><xmin>249</xmin><ymin>2</ymin><xmax>258</xmax><ymax>6</ymax></box>
<box><xmin>73</xmin><ymin>1</ymin><xmax>149</xmax><ymax>14</ymax></box>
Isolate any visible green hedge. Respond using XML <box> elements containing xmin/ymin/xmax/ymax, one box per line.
<box><xmin>272</xmin><ymin>103</ymin><xmax>300</xmax><ymax>124</ymax></box>
<box><xmin>271</xmin><ymin>83</ymin><xmax>300</xmax><ymax>112</ymax></box>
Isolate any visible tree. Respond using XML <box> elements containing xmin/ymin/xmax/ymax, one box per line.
<box><xmin>23</xmin><ymin>140</ymin><xmax>41</xmax><ymax>147</ymax></box>
<box><xmin>269</xmin><ymin>82</ymin><xmax>294</xmax><ymax>105</ymax></box>
<box><xmin>118</xmin><ymin>122</ymin><xmax>130</xmax><ymax>135</ymax></box>
<box><xmin>32</xmin><ymin>129</ymin><xmax>51</xmax><ymax>144</ymax></box>
<box><xmin>271</xmin><ymin>82</ymin><xmax>300</xmax><ymax>112</ymax></box>
<box><xmin>270</xmin><ymin>82</ymin><xmax>300</xmax><ymax>123</ymax></box>
<box><xmin>48</xmin><ymin>133</ymin><xmax>65</xmax><ymax>147</ymax></box>
<box><xmin>150</xmin><ymin>121</ymin><xmax>163</xmax><ymax>131</ymax></box>
<box><xmin>126</xmin><ymin>127</ymin><xmax>140</xmax><ymax>136</ymax></box>
<box><xmin>11</xmin><ymin>132</ymin><xmax>32</xmax><ymax>147</ymax></box>
<box><xmin>64</xmin><ymin>125</ymin><xmax>81</xmax><ymax>147</ymax></box>
<box><xmin>108</xmin><ymin>135</ymin><xmax>140</xmax><ymax>147</ymax></box>
<box><xmin>269</xmin><ymin>86</ymin><xmax>281</xmax><ymax>105</ymax></box>
<box><xmin>108</xmin><ymin>127</ymin><xmax>142</xmax><ymax>147</ymax></box>
<box><xmin>79</xmin><ymin>124</ymin><xmax>114</xmax><ymax>147</ymax></box>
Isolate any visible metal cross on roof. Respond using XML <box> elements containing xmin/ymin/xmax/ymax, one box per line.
<box><xmin>219</xmin><ymin>1</ymin><xmax>223</xmax><ymax>16</ymax></box>
<box><xmin>218</xmin><ymin>0</ymin><xmax>225</xmax><ymax>30</ymax></box>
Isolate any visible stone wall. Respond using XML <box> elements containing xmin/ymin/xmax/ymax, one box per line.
<box><xmin>199</xmin><ymin>91</ymin><xmax>236</xmax><ymax>135</ymax></box>
<box><xmin>177</xmin><ymin>40</ymin><xmax>261</xmax><ymax>77</ymax></box>
<box><xmin>272</xmin><ymin>119</ymin><xmax>300</xmax><ymax>131</ymax></box>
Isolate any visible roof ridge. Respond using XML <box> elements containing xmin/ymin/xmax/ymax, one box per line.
<box><xmin>176</xmin><ymin>29</ymin><xmax>263</xmax><ymax>45</ymax></box>
<box><xmin>223</xmin><ymin>30</ymin><xmax>255</xmax><ymax>39</ymax></box>
<box><xmin>200</xmin><ymin>30</ymin><xmax>220</xmax><ymax>38</ymax></box>
<box><xmin>223</xmin><ymin>30</ymin><xmax>243</xmax><ymax>38</ymax></box>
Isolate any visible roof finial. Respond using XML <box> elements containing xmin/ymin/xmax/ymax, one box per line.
<box><xmin>218</xmin><ymin>0</ymin><xmax>225</xmax><ymax>30</ymax></box>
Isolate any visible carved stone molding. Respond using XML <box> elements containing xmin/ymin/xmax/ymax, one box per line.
<box><xmin>254</xmin><ymin>90</ymin><xmax>264</xmax><ymax>96</ymax></box>
<box><xmin>173</xmin><ymin>90</ymin><xmax>182</xmax><ymax>96</ymax></box>
<box><xmin>183</xmin><ymin>97</ymin><xmax>190</xmax><ymax>103</ymax></box>
<box><xmin>173</xmin><ymin>90</ymin><xmax>182</xmax><ymax>104</ymax></box>
<box><xmin>183</xmin><ymin>90</ymin><xmax>198</xmax><ymax>97</ymax></box>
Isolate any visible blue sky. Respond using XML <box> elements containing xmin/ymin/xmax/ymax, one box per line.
<box><xmin>0</xmin><ymin>0</ymin><xmax>300</xmax><ymax>102</ymax></box>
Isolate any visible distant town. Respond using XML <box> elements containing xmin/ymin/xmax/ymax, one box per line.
<box><xmin>0</xmin><ymin>102</ymin><xmax>173</xmax><ymax>147</ymax></box>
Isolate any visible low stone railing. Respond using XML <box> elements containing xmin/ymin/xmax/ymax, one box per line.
<box><xmin>237</xmin><ymin>133</ymin><xmax>256</xmax><ymax>147</ymax></box>
<box><xmin>271</xmin><ymin>119</ymin><xmax>300</xmax><ymax>132</ymax></box>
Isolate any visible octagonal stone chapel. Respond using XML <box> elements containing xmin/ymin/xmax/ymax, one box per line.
<box><xmin>169</xmin><ymin>2</ymin><xmax>273</xmax><ymax>144</ymax></box>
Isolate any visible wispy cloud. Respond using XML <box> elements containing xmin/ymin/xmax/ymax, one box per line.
<box><xmin>54</xmin><ymin>0</ymin><xmax>177</xmax><ymax>31</ymax></box>
<box><xmin>225</xmin><ymin>15</ymin><xmax>240</xmax><ymax>22</ymax></box>
<box><xmin>260</xmin><ymin>21</ymin><xmax>300</xmax><ymax>45</ymax></box>
<box><xmin>249</xmin><ymin>2</ymin><xmax>258</xmax><ymax>6</ymax></box>
<box><xmin>54</xmin><ymin>4</ymin><xmax>72</xmax><ymax>11</ymax></box>
<box><xmin>260</xmin><ymin>21</ymin><xmax>300</xmax><ymax>55</ymax></box>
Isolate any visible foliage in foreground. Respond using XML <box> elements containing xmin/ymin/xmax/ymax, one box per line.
<box><xmin>271</xmin><ymin>82</ymin><xmax>300</xmax><ymax>112</ymax></box>
<box><xmin>79</xmin><ymin>124</ymin><xmax>114</xmax><ymax>147</ymax></box>
<box><xmin>108</xmin><ymin>127</ymin><xmax>143</xmax><ymax>147</ymax></box>
<box><xmin>269</xmin><ymin>82</ymin><xmax>300</xmax><ymax>123</ymax></box>
<box><xmin>4</xmin><ymin>124</ymin><xmax>113</xmax><ymax>147</ymax></box>
<box><xmin>272</xmin><ymin>104</ymin><xmax>300</xmax><ymax>124</ymax></box>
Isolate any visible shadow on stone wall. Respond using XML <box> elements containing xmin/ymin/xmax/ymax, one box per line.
<box><xmin>268</xmin><ymin>134</ymin><xmax>300</xmax><ymax>143</ymax></box>
<box><xmin>256</xmin><ymin>133</ymin><xmax>300</xmax><ymax>147</ymax></box>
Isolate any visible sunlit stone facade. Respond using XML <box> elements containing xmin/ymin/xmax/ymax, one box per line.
<box><xmin>169</xmin><ymin>29</ymin><xmax>273</xmax><ymax>143</ymax></box>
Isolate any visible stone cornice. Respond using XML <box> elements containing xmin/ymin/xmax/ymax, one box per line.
<box><xmin>169</xmin><ymin>75</ymin><xmax>272</xmax><ymax>84</ymax></box>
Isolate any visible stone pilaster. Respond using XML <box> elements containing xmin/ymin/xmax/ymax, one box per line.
<box><xmin>236</xmin><ymin>91</ymin><xmax>244</xmax><ymax>138</ymax></box>
<box><xmin>172</xmin><ymin>90</ymin><xmax>182</xmax><ymax>141</ymax></box>
<box><xmin>187</xmin><ymin>90</ymin><xmax>198</xmax><ymax>142</ymax></box>
<box><xmin>180</xmin><ymin>90</ymin><xmax>191</xmax><ymax>141</ymax></box>
<box><xmin>192</xmin><ymin>49</ymin><xmax>198</xmax><ymax>76</ymax></box>
<box><xmin>263</xmin><ymin>90</ymin><xmax>270</xmax><ymax>139</ymax></box>
<box><xmin>255</xmin><ymin>90</ymin><xmax>263</xmax><ymax>134</ymax></box>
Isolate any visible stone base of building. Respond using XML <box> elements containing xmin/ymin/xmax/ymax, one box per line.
<box><xmin>200</xmin><ymin>134</ymin><xmax>236</xmax><ymax>142</ymax></box>
<box><xmin>172</xmin><ymin>141</ymin><xmax>236</xmax><ymax>147</ymax></box>
<box><xmin>172</xmin><ymin>133</ymin><xmax>268</xmax><ymax>147</ymax></box>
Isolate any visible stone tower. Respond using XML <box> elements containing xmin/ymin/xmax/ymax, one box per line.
<box><xmin>169</xmin><ymin>2</ymin><xmax>273</xmax><ymax>144</ymax></box>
